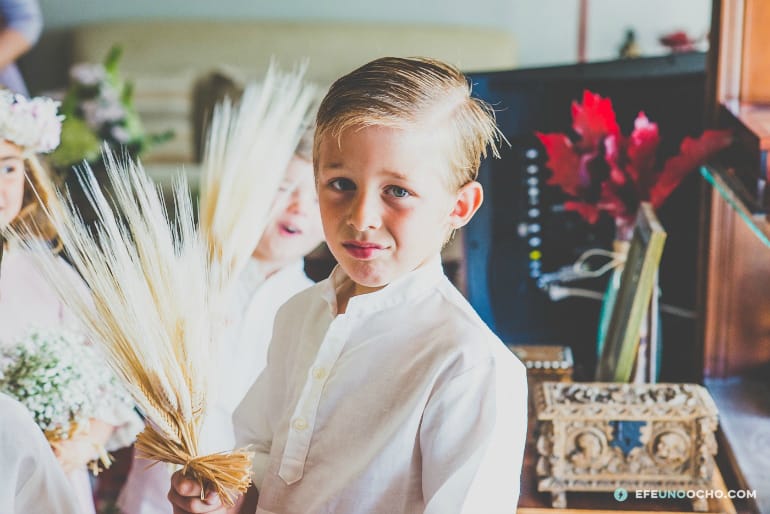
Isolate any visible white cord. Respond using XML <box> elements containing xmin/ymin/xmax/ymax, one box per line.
<box><xmin>538</xmin><ymin>247</ymin><xmax>627</xmax><ymax>289</ymax></box>
<box><xmin>572</xmin><ymin>248</ymin><xmax>626</xmax><ymax>278</ymax></box>
<box><xmin>546</xmin><ymin>285</ymin><xmax>696</xmax><ymax>319</ymax></box>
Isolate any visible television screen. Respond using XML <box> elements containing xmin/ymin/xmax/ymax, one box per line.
<box><xmin>465</xmin><ymin>52</ymin><xmax>707</xmax><ymax>379</ymax></box>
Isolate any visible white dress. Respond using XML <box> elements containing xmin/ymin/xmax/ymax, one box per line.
<box><xmin>0</xmin><ymin>392</ymin><xmax>82</xmax><ymax>514</ymax></box>
<box><xmin>117</xmin><ymin>259</ymin><xmax>313</xmax><ymax>514</ymax></box>
<box><xmin>0</xmin><ymin>246</ymin><xmax>143</xmax><ymax>514</ymax></box>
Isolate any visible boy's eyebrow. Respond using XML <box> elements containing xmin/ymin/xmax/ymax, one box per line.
<box><xmin>0</xmin><ymin>156</ymin><xmax>21</xmax><ymax>162</ymax></box>
<box><xmin>381</xmin><ymin>169</ymin><xmax>409</xmax><ymax>181</ymax></box>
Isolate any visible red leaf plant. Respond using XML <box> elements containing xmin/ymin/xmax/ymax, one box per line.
<box><xmin>536</xmin><ymin>90</ymin><xmax>731</xmax><ymax>234</ymax></box>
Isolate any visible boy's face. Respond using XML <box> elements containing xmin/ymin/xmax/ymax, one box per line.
<box><xmin>0</xmin><ymin>139</ymin><xmax>25</xmax><ymax>228</ymax></box>
<box><xmin>252</xmin><ymin>156</ymin><xmax>324</xmax><ymax>266</ymax></box>
<box><xmin>317</xmin><ymin>125</ymin><xmax>481</xmax><ymax>295</ymax></box>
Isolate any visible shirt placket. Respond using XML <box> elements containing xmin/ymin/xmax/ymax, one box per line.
<box><xmin>278</xmin><ymin>314</ymin><xmax>352</xmax><ymax>484</ymax></box>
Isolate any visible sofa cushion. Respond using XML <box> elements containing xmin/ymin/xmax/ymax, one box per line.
<box><xmin>71</xmin><ymin>21</ymin><xmax>517</xmax><ymax>163</ymax></box>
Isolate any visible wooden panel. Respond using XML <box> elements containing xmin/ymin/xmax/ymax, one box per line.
<box><xmin>703</xmin><ymin>187</ymin><xmax>770</xmax><ymax>377</ymax></box>
<box><xmin>706</xmin><ymin>377</ymin><xmax>770</xmax><ymax>514</ymax></box>
<box><xmin>741</xmin><ymin>0</ymin><xmax>770</xmax><ymax>103</ymax></box>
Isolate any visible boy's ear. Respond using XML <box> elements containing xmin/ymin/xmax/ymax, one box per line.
<box><xmin>449</xmin><ymin>181</ymin><xmax>483</xmax><ymax>229</ymax></box>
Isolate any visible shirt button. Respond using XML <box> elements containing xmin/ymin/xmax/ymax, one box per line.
<box><xmin>312</xmin><ymin>366</ymin><xmax>327</xmax><ymax>380</ymax></box>
<box><xmin>292</xmin><ymin>418</ymin><xmax>308</xmax><ymax>431</ymax></box>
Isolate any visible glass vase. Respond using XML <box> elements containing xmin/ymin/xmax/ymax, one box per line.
<box><xmin>595</xmin><ymin>217</ymin><xmax>662</xmax><ymax>382</ymax></box>
<box><xmin>595</xmin><ymin>236</ymin><xmax>630</xmax><ymax>360</ymax></box>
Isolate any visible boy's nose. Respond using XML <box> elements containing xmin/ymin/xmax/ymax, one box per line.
<box><xmin>347</xmin><ymin>192</ymin><xmax>382</xmax><ymax>231</ymax></box>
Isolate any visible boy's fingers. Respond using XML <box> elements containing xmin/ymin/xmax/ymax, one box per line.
<box><xmin>203</xmin><ymin>492</ymin><xmax>220</xmax><ymax>505</ymax></box>
<box><xmin>168</xmin><ymin>488</ymin><xmax>223</xmax><ymax>513</ymax></box>
<box><xmin>171</xmin><ymin>470</ymin><xmax>202</xmax><ymax>496</ymax></box>
<box><xmin>169</xmin><ymin>471</ymin><xmax>223</xmax><ymax>512</ymax></box>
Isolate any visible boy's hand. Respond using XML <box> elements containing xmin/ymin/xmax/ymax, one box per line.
<box><xmin>168</xmin><ymin>469</ymin><xmax>259</xmax><ymax>514</ymax></box>
<box><xmin>168</xmin><ymin>470</ymin><xmax>226</xmax><ymax>514</ymax></box>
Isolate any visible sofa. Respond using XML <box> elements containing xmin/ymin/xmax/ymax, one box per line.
<box><xmin>64</xmin><ymin>20</ymin><xmax>517</xmax><ymax>166</ymax></box>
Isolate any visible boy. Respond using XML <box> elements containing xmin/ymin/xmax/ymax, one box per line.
<box><xmin>169</xmin><ymin>56</ymin><xmax>527</xmax><ymax>514</ymax></box>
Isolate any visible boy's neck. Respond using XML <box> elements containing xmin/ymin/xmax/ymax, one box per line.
<box><xmin>335</xmin><ymin>280</ymin><xmax>385</xmax><ymax>315</ymax></box>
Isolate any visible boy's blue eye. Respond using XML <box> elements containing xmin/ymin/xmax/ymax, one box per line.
<box><xmin>386</xmin><ymin>186</ymin><xmax>411</xmax><ymax>198</ymax></box>
<box><xmin>329</xmin><ymin>178</ymin><xmax>355</xmax><ymax>191</ymax></box>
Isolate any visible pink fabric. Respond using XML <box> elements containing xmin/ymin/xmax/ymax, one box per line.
<box><xmin>1</xmin><ymin>247</ymin><xmax>100</xmax><ymax>514</ymax></box>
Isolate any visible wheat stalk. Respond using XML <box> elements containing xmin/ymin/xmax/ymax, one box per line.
<box><xmin>9</xmin><ymin>62</ymin><xmax>316</xmax><ymax>505</ymax></box>
<box><xmin>12</xmin><ymin>152</ymin><xmax>250</xmax><ymax>505</ymax></box>
<box><xmin>199</xmin><ymin>61</ymin><xmax>317</xmax><ymax>284</ymax></box>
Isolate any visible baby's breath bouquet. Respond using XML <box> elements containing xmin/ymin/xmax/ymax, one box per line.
<box><xmin>0</xmin><ymin>329</ymin><xmax>131</xmax><ymax>474</ymax></box>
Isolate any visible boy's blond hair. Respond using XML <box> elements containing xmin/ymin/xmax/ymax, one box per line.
<box><xmin>314</xmin><ymin>56</ymin><xmax>503</xmax><ymax>190</ymax></box>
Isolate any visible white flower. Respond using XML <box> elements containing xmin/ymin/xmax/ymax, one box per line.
<box><xmin>81</xmin><ymin>94</ymin><xmax>125</xmax><ymax>130</ymax></box>
<box><xmin>69</xmin><ymin>63</ymin><xmax>106</xmax><ymax>87</ymax></box>
<box><xmin>0</xmin><ymin>91</ymin><xmax>63</xmax><ymax>153</ymax></box>
<box><xmin>0</xmin><ymin>329</ymin><xmax>132</xmax><ymax>439</ymax></box>
<box><xmin>110</xmin><ymin>125</ymin><xmax>131</xmax><ymax>143</ymax></box>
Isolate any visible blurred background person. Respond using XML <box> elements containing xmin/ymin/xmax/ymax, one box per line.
<box><xmin>0</xmin><ymin>0</ymin><xmax>42</xmax><ymax>96</ymax></box>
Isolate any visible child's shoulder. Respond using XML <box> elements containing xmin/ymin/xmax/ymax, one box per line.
<box><xmin>432</xmin><ymin>279</ymin><xmax>496</xmax><ymax>336</ymax></box>
<box><xmin>419</xmin><ymin>279</ymin><xmax>523</xmax><ymax>371</ymax></box>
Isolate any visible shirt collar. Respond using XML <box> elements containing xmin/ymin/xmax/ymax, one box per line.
<box><xmin>321</xmin><ymin>254</ymin><xmax>445</xmax><ymax>317</ymax></box>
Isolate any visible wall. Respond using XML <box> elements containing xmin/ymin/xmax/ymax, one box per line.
<box><xmin>38</xmin><ymin>0</ymin><xmax>712</xmax><ymax>67</ymax></box>
<box><xmin>25</xmin><ymin>0</ymin><xmax>711</xmax><ymax>92</ymax></box>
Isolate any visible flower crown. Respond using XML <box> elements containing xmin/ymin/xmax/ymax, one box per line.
<box><xmin>0</xmin><ymin>90</ymin><xmax>63</xmax><ymax>154</ymax></box>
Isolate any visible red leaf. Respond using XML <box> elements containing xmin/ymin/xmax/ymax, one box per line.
<box><xmin>649</xmin><ymin>129</ymin><xmax>732</xmax><ymax>208</ymax></box>
<box><xmin>536</xmin><ymin>132</ymin><xmax>582</xmax><ymax>196</ymax></box>
<box><xmin>627</xmin><ymin>112</ymin><xmax>660</xmax><ymax>187</ymax></box>
<box><xmin>599</xmin><ymin>181</ymin><xmax>630</xmax><ymax>221</ymax></box>
<box><xmin>564</xmin><ymin>201</ymin><xmax>601</xmax><ymax>224</ymax></box>
<box><xmin>604</xmin><ymin>134</ymin><xmax>629</xmax><ymax>186</ymax></box>
<box><xmin>571</xmin><ymin>90</ymin><xmax>620</xmax><ymax>149</ymax></box>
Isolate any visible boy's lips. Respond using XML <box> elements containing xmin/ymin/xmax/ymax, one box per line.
<box><xmin>342</xmin><ymin>240</ymin><xmax>385</xmax><ymax>260</ymax></box>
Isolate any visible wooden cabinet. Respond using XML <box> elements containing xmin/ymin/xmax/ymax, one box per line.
<box><xmin>700</xmin><ymin>2</ymin><xmax>770</xmax><ymax>512</ymax></box>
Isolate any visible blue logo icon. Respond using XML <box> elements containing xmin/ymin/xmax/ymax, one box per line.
<box><xmin>614</xmin><ymin>488</ymin><xmax>629</xmax><ymax>502</ymax></box>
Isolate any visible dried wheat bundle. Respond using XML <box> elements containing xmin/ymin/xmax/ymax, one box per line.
<box><xmin>13</xmin><ymin>151</ymin><xmax>252</xmax><ymax>505</ymax></box>
<box><xmin>199</xmin><ymin>62</ymin><xmax>317</xmax><ymax>283</ymax></box>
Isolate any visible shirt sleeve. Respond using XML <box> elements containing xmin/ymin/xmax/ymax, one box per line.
<box><xmin>0</xmin><ymin>0</ymin><xmax>43</xmax><ymax>45</ymax></box>
<box><xmin>232</xmin><ymin>308</ymin><xmax>288</xmax><ymax>490</ymax></box>
<box><xmin>232</xmin><ymin>369</ymin><xmax>273</xmax><ymax>489</ymax></box>
<box><xmin>420</xmin><ymin>352</ymin><xmax>528</xmax><ymax>514</ymax></box>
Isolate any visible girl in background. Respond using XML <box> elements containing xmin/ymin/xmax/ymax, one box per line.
<box><xmin>0</xmin><ymin>90</ymin><xmax>142</xmax><ymax>514</ymax></box>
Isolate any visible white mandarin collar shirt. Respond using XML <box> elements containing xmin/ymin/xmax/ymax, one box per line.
<box><xmin>1</xmin><ymin>393</ymin><xmax>82</xmax><ymax>514</ymax></box>
<box><xmin>234</xmin><ymin>255</ymin><xmax>528</xmax><ymax>514</ymax></box>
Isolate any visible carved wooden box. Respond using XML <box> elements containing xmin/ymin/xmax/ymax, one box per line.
<box><xmin>534</xmin><ymin>382</ymin><xmax>719</xmax><ymax>511</ymax></box>
<box><xmin>509</xmin><ymin>345</ymin><xmax>573</xmax><ymax>411</ymax></box>
<box><xmin>508</xmin><ymin>344</ymin><xmax>574</xmax><ymax>384</ymax></box>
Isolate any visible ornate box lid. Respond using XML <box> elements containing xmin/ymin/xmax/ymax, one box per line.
<box><xmin>534</xmin><ymin>382</ymin><xmax>719</xmax><ymax>422</ymax></box>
